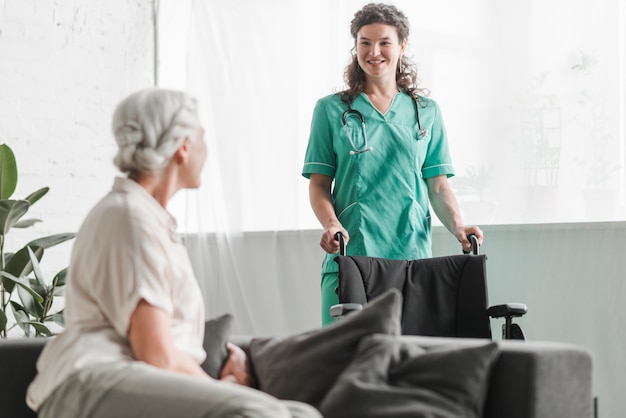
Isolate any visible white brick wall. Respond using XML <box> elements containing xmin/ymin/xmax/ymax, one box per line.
<box><xmin>0</xmin><ymin>0</ymin><xmax>154</xmax><ymax>275</ymax></box>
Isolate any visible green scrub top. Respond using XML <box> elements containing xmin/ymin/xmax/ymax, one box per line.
<box><xmin>302</xmin><ymin>91</ymin><xmax>455</xmax><ymax>274</ymax></box>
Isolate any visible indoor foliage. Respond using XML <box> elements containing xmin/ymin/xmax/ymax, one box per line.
<box><xmin>0</xmin><ymin>143</ymin><xmax>75</xmax><ymax>338</ymax></box>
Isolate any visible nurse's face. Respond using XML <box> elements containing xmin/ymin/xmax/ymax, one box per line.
<box><xmin>356</xmin><ymin>23</ymin><xmax>406</xmax><ymax>82</ymax></box>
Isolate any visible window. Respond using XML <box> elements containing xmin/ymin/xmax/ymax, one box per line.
<box><xmin>158</xmin><ymin>0</ymin><xmax>626</xmax><ymax>232</ymax></box>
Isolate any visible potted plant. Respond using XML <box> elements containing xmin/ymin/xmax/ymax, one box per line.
<box><xmin>0</xmin><ymin>143</ymin><xmax>75</xmax><ymax>338</ymax></box>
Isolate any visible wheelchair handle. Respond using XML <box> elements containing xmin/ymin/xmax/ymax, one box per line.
<box><xmin>463</xmin><ymin>233</ymin><xmax>479</xmax><ymax>255</ymax></box>
<box><xmin>335</xmin><ymin>231</ymin><xmax>346</xmax><ymax>256</ymax></box>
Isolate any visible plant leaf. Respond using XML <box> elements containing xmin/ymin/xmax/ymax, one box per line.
<box><xmin>0</xmin><ymin>144</ymin><xmax>18</xmax><ymax>199</ymax></box>
<box><xmin>11</xmin><ymin>301</ymin><xmax>31</xmax><ymax>337</ymax></box>
<box><xmin>53</xmin><ymin>267</ymin><xmax>68</xmax><ymax>288</ymax></box>
<box><xmin>49</xmin><ymin>311</ymin><xmax>65</xmax><ymax>327</ymax></box>
<box><xmin>26</xmin><ymin>276</ymin><xmax>47</xmax><ymax>298</ymax></box>
<box><xmin>14</xmin><ymin>218</ymin><xmax>42</xmax><ymax>228</ymax></box>
<box><xmin>27</xmin><ymin>246</ymin><xmax>47</xmax><ymax>290</ymax></box>
<box><xmin>17</xmin><ymin>282</ymin><xmax>45</xmax><ymax>318</ymax></box>
<box><xmin>51</xmin><ymin>268</ymin><xmax>68</xmax><ymax>297</ymax></box>
<box><xmin>0</xmin><ymin>271</ymin><xmax>45</xmax><ymax>303</ymax></box>
<box><xmin>2</xmin><ymin>246</ymin><xmax>44</xmax><ymax>294</ymax></box>
<box><xmin>23</xmin><ymin>187</ymin><xmax>49</xmax><ymax>206</ymax></box>
<box><xmin>27</xmin><ymin>233</ymin><xmax>76</xmax><ymax>249</ymax></box>
<box><xmin>0</xmin><ymin>200</ymin><xmax>30</xmax><ymax>235</ymax></box>
<box><xmin>53</xmin><ymin>285</ymin><xmax>66</xmax><ymax>297</ymax></box>
<box><xmin>25</xmin><ymin>321</ymin><xmax>52</xmax><ymax>337</ymax></box>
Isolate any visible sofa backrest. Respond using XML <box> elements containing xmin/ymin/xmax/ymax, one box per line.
<box><xmin>0</xmin><ymin>338</ymin><xmax>46</xmax><ymax>418</ymax></box>
<box><xmin>395</xmin><ymin>336</ymin><xmax>594</xmax><ymax>418</ymax></box>
<box><xmin>0</xmin><ymin>334</ymin><xmax>594</xmax><ymax>418</ymax></box>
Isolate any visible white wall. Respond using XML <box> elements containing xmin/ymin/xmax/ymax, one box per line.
<box><xmin>0</xmin><ymin>0</ymin><xmax>154</xmax><ymax>276</ymax></box>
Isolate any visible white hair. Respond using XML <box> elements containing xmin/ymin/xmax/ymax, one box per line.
<box><xmin>112</xmin><ymin>88</ymin><xmax>201</xmax><ymax>174</ymax></box>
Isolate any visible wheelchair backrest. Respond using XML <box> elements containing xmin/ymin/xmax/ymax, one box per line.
<box><xmin>335</xmin><ymin>254</ymin><xmax>492</xmax><ymax>338</ymax></box>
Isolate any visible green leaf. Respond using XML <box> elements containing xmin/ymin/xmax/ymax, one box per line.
<box><xmin>25</xmin><ymin>321</ymin><xmax>52</xmax><ymax>337</ymax></box>
<box><xmin>0</xmin><ymin>271</ymin><xmax>44</xmax><ymax>303</ymax></box>
<box><xmin>27</xmin><ymin>246</ymin><xmax>47</xmax><ymax>290</ymax></box>
<box><xmin>51</xmin><ymin>268</ymin><xmax>68</xmax><ymax>297</ymax></box>
<box><xmin>11</xmin><ymin>301</ymin><xmax>31</xmax><ymax>337</ymax></box>
<box><xmin>2</xmin><ymin>246</ymin><xmax>44</xmax><ymax>293</ymax></box>
<box><xmin>17</xmin><ymin>276</ymin><xmax>45</xmax><ymax>319</ymax></box>
<box><xmin>27</xmin><ymin>233</ymin><xmax>76</xmax><ymax>249</ymax></box>
<box><xmin>23</xmin><ymin>187</ymin><xmax>49</xmax><ymax>206</ymax></box>
<box><xmin>14</xmin><ymin>218</ymin><xmax>42</xmax><ymax>228</ymax></box>
<box><xmin>52</xmin><ymin>284</ymin><xmax>66</xmax><ymax>297</ymax></box>
<box><xmin>49</xmin><ymin>311</ymin><xmax>65</xmax><ymax>327</ymax></box>
<box><xmin>0</xmin><ymin>200</ymin><xmax>30</xmax><ymax>235</ymax></box>
<box><xmin>0</xmin><ymin>144</ymin><xmax>18</xmax><ymax>199</ymax></box>
<box><xmin>27</xmin><ymin>276</ymin><xmax>47</xmax><ymax>298</ymax></box>
<box><xmin>53</xmin><ymin>267</ymin><xmax>68</xmax><ymax>288</ymax></box>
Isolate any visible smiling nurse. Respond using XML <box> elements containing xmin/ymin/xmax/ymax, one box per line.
<box><xmin>302</xmin><ymin>3</ymin><xmax>485</xmax><ymax>326</ymax></box>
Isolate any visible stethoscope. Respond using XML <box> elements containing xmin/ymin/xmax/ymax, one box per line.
<box><xmin>341</xmin><ymin>97</ymin><xmax>429</xmax><ymax>155</ymax></box>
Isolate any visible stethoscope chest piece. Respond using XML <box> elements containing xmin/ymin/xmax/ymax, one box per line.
<box><xmin>349</xmin><ymin>146</ymin><xmax>373</xmax><ymax>155</ymax></box>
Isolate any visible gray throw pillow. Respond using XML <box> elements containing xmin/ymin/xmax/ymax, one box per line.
<box><xmin>319</xmin><ymin>334</ymin><xmax>501</xmax><ymax>418</ymax></box>
<box><xmin>200</xmin><ymin>313</ymin><xmax>234</xmax><ymax>378</ymax></box>
<box><xmin>247</xmin><ymin>289</ymin><xmax>402</xmax><ymax>407</ymax></box>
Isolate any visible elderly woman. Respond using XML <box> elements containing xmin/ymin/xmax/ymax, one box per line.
<box><xmin>27</xmin><ymin>88</ymin><xmax>320</xmax><ymax>418</ymax></box>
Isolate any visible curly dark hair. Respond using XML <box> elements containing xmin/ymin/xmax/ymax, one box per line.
<box><xmin>341</xmin><ymin>3</ymin><xmax>426</xmax><ymax>103</ymax></box>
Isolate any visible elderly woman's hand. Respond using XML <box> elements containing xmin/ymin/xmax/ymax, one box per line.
<box><xmin>219</xmin><ymin>342</ymin><xmax>252</xmax><ymax>386</ymax></box>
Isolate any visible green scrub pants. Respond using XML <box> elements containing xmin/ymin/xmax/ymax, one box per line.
<box><xmin>38</xmin><ymin>361</ymin><xmax>321</xmax><ymax>418</ymax></box>
<box><xmin>321</xmin><ymin>271</ymin><xmax>339</xmax><ymax>326</ymax></box>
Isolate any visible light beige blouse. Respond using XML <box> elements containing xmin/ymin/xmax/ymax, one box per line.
<box><xmin>27</xmin><ymin>177</ymin><xmax>206</xmax><ymax>410</ymax></box>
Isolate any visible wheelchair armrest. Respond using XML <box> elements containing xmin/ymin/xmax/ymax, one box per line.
<box><xmin>330</xmin><ymin>303</ymin><xmax>363</xmax><ymax>319</ymax></box>
<box><xmin>487</xmin><ymin>303</ymin><xmax>528</xmax><ymax>318</ymax></box>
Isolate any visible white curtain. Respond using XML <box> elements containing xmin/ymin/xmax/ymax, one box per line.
<box><xmin>156</xmin><ymin>0</ymin><xmax>626</xmax><ymax>335</ymax></box>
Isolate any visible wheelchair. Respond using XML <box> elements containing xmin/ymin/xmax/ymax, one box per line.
<box><xmin>330</xmin><ymin>233</ymin><xmax>527</xmax><ymax>340</ymax></box>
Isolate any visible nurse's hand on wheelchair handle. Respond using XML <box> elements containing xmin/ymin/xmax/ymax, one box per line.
<box><xmin>320</xmin><ymin>226</ymin><xmax>349</xmax><ymax>254</ymax></box>
<box><xmin>320</xmin><ymin>228</ymin><xmax>335</xmax><ymax>253</ymax></box>
<box><xmin>455</xmin><ymin>226</ymin><xmax>483</xmax><ymax>254</ymax></box>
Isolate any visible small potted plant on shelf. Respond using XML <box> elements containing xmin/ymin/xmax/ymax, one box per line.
<box><xmin>0</xmin><ymin>143</ymin><xmax>75</xmax><ymax>338</ymax></box>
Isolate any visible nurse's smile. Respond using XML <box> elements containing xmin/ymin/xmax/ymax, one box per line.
<box><xmin>356</xmin><ymin>22</ymin><xmax>405</xmax><ymax>79</ymax></box>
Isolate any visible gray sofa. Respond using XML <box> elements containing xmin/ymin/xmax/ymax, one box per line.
<box><xmin>0</xmin><ymin>334</ymin><xmax>594</xmax><ymax>418</ymax></box>
<box><xmin>386</xmin><ymin>335</ymin><xmax>594</xmax><ymax>418</ymax></box>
